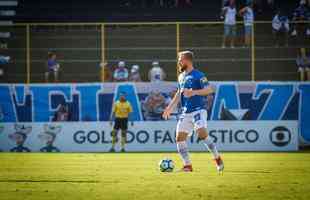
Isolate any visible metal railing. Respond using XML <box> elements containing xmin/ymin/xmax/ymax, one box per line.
<box><xmin>0</xmin><ymin>21</ymin><xmax>308</xmax><ymax>83</ymax></box>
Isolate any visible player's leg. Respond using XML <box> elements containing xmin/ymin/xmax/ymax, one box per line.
<box><xmin>120</xmin><ymin>129</ymin><xmax>126</xmax><ymax>152</ymax></box>
<box><xmin>222</xmin><ymin>25</ymin><xmax>228</xmax><ymax>48</ymax></box>
<box><xmin>110</xmin><ymin>129</ymin><xmax>117</xmax><ymax>152</ymax></box>
<box><xmin>299</xmin><ymin>68</ymin><xmax>305</xmax><ymax>81</ymax></box>
<box><xmin>245</xmin><ymin>25</ymin><xmax>251</xmax><ymax>47</ymax></box>
<box><xmin>306</xmin><ymin>68</ymin><xmax>310</xmax><ymax>81</ymax></box>
<box><xmin>196</xmin><ymin>128</ymin><xmax>224</xmax><ymax>173</ymax></box>
<box><xmin>196</xmin><ymin>128</ymin><xmax>219</xmax><ymax>159</ymax></box>
<box><xmin>120</xmin><ymin>119</ymin><xmax>128</xmax><ymax>152</ymax></box>
<box><xmin>284</xmin><ymin>30</ymin><xmax>289</xmax><ymax>47</ymax></box>
<box><xmin>194</xmin><ymin>110</ymin><xmax>224</xmax><ymax>172</ymax></box>
<box><xmin>45</xmin><ymin>71</ymin><xmax>49</xmax><ymax>83</ymax></box>
<box><xmin>176</xmin><ymin>115</ymin><xmax>193</xmax><ymax>172</ymax></box>
<box><xmin>54</xmin><ymin>70</ymin><xmax>59</xmax><ymax>82</ymax></box>
<box><xmin>176</xmin><ymin>132</ymin><xmax>190</xmax><ymax>165</ymax></box>
<box><xmin>230</xmin><ymin>25</ymin><xmax>236</xmax><ymax>48</ymax></box>
<box><xmin>110</xmin><ymin>119</ymin><xmax>120</xmax><ymax>152</ymax></box>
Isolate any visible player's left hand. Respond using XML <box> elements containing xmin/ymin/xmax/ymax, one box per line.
<box><xmin>183</xmin><ymin>89</ymin><xmax>195</xmax><ymax>98</ymax></box>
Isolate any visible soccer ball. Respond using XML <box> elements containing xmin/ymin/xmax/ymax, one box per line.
<box><xmin>158</xmin><ymin>158</ymin><xmax>174</xmax><ymax>172</ymax></box>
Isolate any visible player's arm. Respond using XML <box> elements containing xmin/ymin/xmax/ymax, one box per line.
<box><xmin>192</xmin><ymin>85</ymin><xmax>214</xmax><ymax>96</ymax></box>
<box><xmin>183</xmin><ymin>86</ymin><xmax>214</xmax><ymax>97</ymax></box>
<box><xmin>110</xmin><ymin>104</ymin><xmax>116</xmax><ymax>125</ymax></box>
<box><xmin>220</xmin><ymin>7</ymin><xmax>227</xmax><ymax>18</ymax></box>
<box><xmin>239</xmin><ymin>7</ymin><xmax>246</xmax><ymax>16</ymax></box>
<box><xmin>183</xmin><ymin>76</ymin><xmax>214</xmax><ymax>97</ymax></box>
<box><xmin>162</xmin><ymin>90</ymin><xmax>180</xmax><ymax>120</ymax></box>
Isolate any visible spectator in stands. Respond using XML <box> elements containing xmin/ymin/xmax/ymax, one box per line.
<box><xmin>0</xmin><ymin>42</ymin><xmax>7</xmax><ymax>49</ymax></box>
<box><xmin>0</xmin><ymin>55</ymin><xmax>10</xmax><ymax>81</ymax></box>
<box><xmin>291</xmin><ymin>0</ymin><xmax>310</xmax><ymax>37</ymax></box>
<box><xmin>45</xmin><ymin>52</ymin><xmax>60</xmax><ymax>83</ymax></box>
<box><xmin>142</xmin><ymin>91</ymin><xmax>168</xmax><ymax>120</ymax></box>
<box><xmin>239</xmin><ymin>2</ymin><xmax>254</xmax><ymax>47</ymax></box>
<box><xmin>221</xmin><ymin>0</ymin><xmax>237</xmax><ymax>48</ymax></box>
<box><xmin>0</xmin><ymin>32</ymin><xmax>10</xmax><ymax>49</ymax></box>
<box><xmin>296</xmin><ymin>48</ymin><xmax>310</xmax><ymax>81</ymax></box>
<box><xmin>272</xmin><ymin>10</ymin><xmax>289</xmax><ymax>47</ymax></box>
<box><xmin>148</xmin><ymin>61</ymin><xmax>166</xmax><ymax>82</ymax></box>
<box><xmin>100</xmin><ymin>62</ymin><xmax>112</xmax><ymax>82</ymax></box>
<box><xmin>53</xmin><ymin>104</ymin><xmax>71</xmax><ymax>121</ymax></box>
<box><xmin>113</xmin><ymin>61</ymin><xmax>129</xmax><ymax>82</ymax></box>
<box><xmin>129</xmin><ymin>64</ymin><xmax>142</xmax><ymax>82</ymax></box>
<box><xmin>0</xmin><ymin>55</ymin><xmax>10</xmax><ymax>65</ymax></box>
<box><xmin>175</xmin><ymin>0</ymin><xmax>192</xmax><ymax>8</ymax></box>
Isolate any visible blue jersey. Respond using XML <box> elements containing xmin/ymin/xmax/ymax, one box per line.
<box><xmin>178</xmin><ymin>69</ymin><xmax>209</xmax><ymax>113</ymax></box>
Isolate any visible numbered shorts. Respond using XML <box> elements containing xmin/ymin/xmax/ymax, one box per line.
<box><xmin>176</xmin><ymin>109</ymin><xmax>208</xmax><ymax>135</ymax></box>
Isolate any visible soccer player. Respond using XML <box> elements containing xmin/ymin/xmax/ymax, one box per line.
<box><xmin>110</xmin><ymin>92</ymin><xmax>133</xmax><ymax>152</ymax></box>
<box><xmin>162</xmin><ymin>51</ymin><xmax>224</xmax><ymax>173</ymax></box>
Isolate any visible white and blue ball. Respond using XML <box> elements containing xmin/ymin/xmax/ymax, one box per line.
<box><xmin>159</xmin><ymin>158</ymin><xmax>174</xmax><ymax>172</ymax></box>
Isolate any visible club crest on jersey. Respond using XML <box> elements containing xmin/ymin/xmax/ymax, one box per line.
<box><xmin>200</xmin><ymin>77</ymin><xmax>208</xmax><ymax>83</ymax></box>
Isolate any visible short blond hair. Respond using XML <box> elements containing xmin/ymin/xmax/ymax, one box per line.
<box><xmin>178</xmin><ymin>51</ymin><xmax>194</xmax><ymax>61</ymax></box>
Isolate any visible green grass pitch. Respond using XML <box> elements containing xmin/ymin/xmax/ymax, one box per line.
<box><xmin>0</xmin><ymin>152</ymin><xmax>310</xmax><ymax>200</ymax></box>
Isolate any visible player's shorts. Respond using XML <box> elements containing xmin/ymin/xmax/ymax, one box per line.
<box><xmin>298</xmin><ymin>66</ymin><xmax>310</xmax><ymax>72</ymax></box>
<box><xmin>114</xmin><ymin>118</ymin><xmax>128</xmax><ymax>130</ymax></box>
<box><xmin>176</xmin><ymin>109</ymin><xmax>208</xmax><ymax>135</ymax></box>
<box><xmin>224</xmin><ymin>24</ymin><xmax>236</xmax><ymax>37</ymax></box>
<box><xmin>244</xmin><ymin>25</ymin><xmax>252</xmax><ymax>36</ymax></box>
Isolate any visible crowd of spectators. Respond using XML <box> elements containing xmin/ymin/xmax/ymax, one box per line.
<box><xmin>221</xmin><ymin>0</ymin><xmax>254</xmax><ymax>48</ymax></box>
<box><xmin>101</xmin><ymin>60</ymin><xmax>166</xmax><ymax>82</ymax></box>
<box><xmin>120</xmin><ymin>0</ymin><xmax>193</xmax><ymax>9</ymax></box>
<box><xmin>271</xmin><ymin>0</ymin><xmax>310</xmax><ymax>47</ymax></box>
<box><xmin>0</xmin><ymin>32</ymin><xmax>10</xmax><ymax>81</ymax></box>
<box><xmin>221</xmin><ymin>0</ymin><xmax>310</xmax><ymax>81</ymax></box>
<box><xmin>221</xmin><ymin>0</ymin><xmax>310</xmax><ymax>48</ymax></box>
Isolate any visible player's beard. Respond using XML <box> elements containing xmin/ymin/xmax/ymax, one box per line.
<box><xmin>179</xmin><ymin>64</ymin><xmax>188</xmax><ymax>73</ymax></box>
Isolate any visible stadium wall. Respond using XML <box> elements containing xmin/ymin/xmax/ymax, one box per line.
<box><xmin>0</xmin><ymin>82</ymin><xmax>309</xmax><ymax>149</ymax></box>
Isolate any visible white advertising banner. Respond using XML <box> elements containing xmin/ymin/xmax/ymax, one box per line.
<box><xmin>0</xmin><ymin>121</ymin><xmax>298</xmax><ymax>152</ymax></box>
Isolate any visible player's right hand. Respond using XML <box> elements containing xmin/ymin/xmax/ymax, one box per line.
<box><xmin>162</xmin><ymin>107</ymin><xmax>171</xmax><ymax>120</ymax></box>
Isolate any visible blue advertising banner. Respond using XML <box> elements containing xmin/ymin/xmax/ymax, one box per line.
<box><xmin>0</xmin><ymin>82</ymin><xmax>309</xmax><ymax>143</ymax></box>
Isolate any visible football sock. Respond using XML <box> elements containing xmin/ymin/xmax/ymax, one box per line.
<box><xmin>111</xmin><ymin>130</ymin><xmax>116</xmax><ymax>149</ymax></box>
<box><xmin>121</xmin><ymin>131</ymin><xmax>126</xmax><ymax>149</ymax></box>
<box><xmin>177</xmin><ymin>141</ymin><xmax>191</xmax><ymax>166</ymax></box>
<box><xmin>203</xmin><ymin>136</ymin><xmax>220</xmax><ymax>159</ymax></box>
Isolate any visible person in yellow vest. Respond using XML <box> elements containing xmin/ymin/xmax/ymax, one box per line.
<box><xmin>110</xmin><ymin>92</ymin><xmax>133</xmax><ymax>152</ymax></box>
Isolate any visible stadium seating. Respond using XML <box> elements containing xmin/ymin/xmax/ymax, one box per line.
<box><xmin>1</xmin><ymin>0</ymin><xmax>308</xmax><ymax>83</ymax></box>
